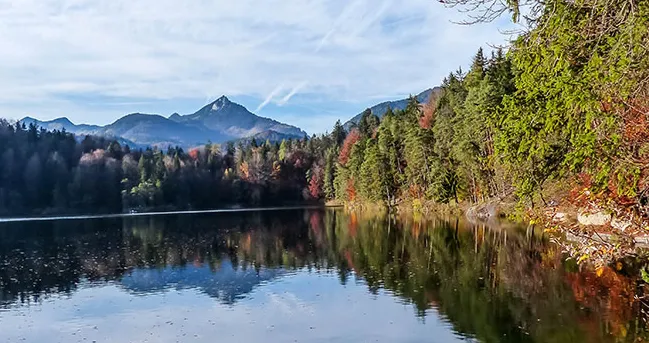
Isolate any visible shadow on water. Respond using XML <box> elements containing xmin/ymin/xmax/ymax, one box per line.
<box><xmin>0</xmin><ymin>208</ymin><xmax>648</xmax><ymax>342</ymax></box>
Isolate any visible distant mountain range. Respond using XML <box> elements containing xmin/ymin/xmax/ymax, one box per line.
<box><xmin>21</xmin><ymin>96</ymin><xmax>306</xmax><ymax>148</ymax></box>
<box><xmin>343</xmin><ymin>87</ymin><xmax>441</xmax><ymax>130</ymax></box>
<box><xmin>21</xmin><ymin>89</ymin><xmax>438</xmax><ymax>148</ymax></box>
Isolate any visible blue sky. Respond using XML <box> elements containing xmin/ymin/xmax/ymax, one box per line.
<box><xmin>0</xmin><ymin>0</ymin><xmax>516</xmax><ymax>134</ymax></box>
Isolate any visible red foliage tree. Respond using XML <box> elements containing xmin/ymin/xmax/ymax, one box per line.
<box><xmin>419</xmin><ymin>103</ymin><xmax>435</xmax><ymax>129</ymax></box>
<box><xmin>308</xmin><ymin>165</ymin><xmax>323</xmax><ymax>199</ymax></box>
<box><xmin>288</xmin><ymin>150</ymin><xmax>308</xmax><ymax>169</ymax></box>
<box><xmin>189</xmin><ymin>148</ymin><xmax>200</xmax><ymax>161</ymax></box>
<box><xmin>338</xmin><ymin>128</ymin><xmax>361</xmax><ymax>165</ymax></box>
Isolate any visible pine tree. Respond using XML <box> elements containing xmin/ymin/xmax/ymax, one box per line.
<box><xmin>358</xmin><ymin>109</ymin><xmax>379</xmax><ymax>137</ymax></box>
<box><xmin>376</xmin><ymin>112</ymin><xmax>401</xmax><ymax>202</ymax></box>
<box><xmin>331</xmin><ymin>120</ymin><xmax>346</xmax><ymax>147</ymax></box>
<box><xmin>138</xmin><ymin>154</ymin><xmax>148</xmax><ymax>183</ymax></box>
<box><xmin>323</xmin><ymin>148</ymin><xmax>336</xmax><ymax>200</ymax></box>
<box><xmin>358</xmin><ymin>141</ymin><xmax>387</xmax><ymax>202</ymax></box>
<box><xmin>279</xmin><ymin>139</ymin><xmax>289</xmax><ymax>161</ymax></box>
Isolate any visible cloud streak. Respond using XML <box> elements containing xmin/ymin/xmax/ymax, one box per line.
<box><xmin>255</xmin><ymin>84</ymin><xmax>284</xmax><ymax>112</ymax></box>
<box><xmin>277</xmin><ymin>81</ymin><xmax>308</xmax><ymax>106</ymax></box>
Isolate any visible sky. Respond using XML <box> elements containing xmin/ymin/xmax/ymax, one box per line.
<box><xmin>0</xmin><ymin>0</ymin><xmax>515</xmax><ymax>134</ymax></box>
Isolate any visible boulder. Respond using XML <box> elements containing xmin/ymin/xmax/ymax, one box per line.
<box><xmin>552</xmin><ymin>212</ymin><xmax>568</xmax><ymax>222</ymax></box>
<box><xmin>577</xmin><ymin>211</ymin><xmax>612</xmax><ymax>226</ymax></box>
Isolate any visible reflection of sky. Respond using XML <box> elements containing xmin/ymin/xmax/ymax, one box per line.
<box><xmin>119</xmin><ymin>259</ymin><xmax>286</xmax><ymax>305</ymax></box>
<box><xmin>0</xmin><ymin>271</ymin><xmax>465</xmax><ymax>343</ymax></box>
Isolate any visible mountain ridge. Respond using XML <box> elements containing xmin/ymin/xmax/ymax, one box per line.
<box><xmin>343</xmin><ymin>87</ymin><xmax>441</xmax><ymax>130</ymax></box>
<box><xmin>21</xmin><ymin>89</ymin><xmax>437</xmax><ymax>148</ymax></box>
<box><xmin>21</xmin><ymin>96</ymin><xmax>306</xmax><ymax>148</ymax></box>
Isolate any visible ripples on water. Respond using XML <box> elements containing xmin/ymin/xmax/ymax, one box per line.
<box><xmin>0</xmin><ymin>209</ymin><xmax>647</xmax><ymax>343</ymax></box>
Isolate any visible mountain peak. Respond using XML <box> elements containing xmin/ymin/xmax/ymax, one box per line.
<box><xmin>210</xmin><ymin>96</ymin><xmax>231</xmax><ymax>111</ymax></box>
<box><xmin>169</xmin><ymin>112</ymin><xmax>182</xmax><ymax>121</ymax></box>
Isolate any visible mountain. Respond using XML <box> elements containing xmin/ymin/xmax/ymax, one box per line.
<box><xmin>20</xmin><ymin>116</ymin><xmax>143</xmax><ymax>147</ymax></box>
<box><xmin>21</xmin><ymin>116</ymin><xmax>101</xmax><ymax>135</ymax></box>
<box><xmin>100</xmin><ymin>113</ymin><xmax>224</xmax><ymax>148</ymax></box>
<box><xmin>20</xmin><ymin>96</ymin><xmax>306</xmax><ymax>148</ymax></box>
<box><xmin>343</xmin><ymin>87</ymin><xmax>441</xmax><ymax>130</ymax></box>
<box><xmin>171</xmin><ymin>96</ymin><xmax>304</xmax><ymax>138</ymax></box>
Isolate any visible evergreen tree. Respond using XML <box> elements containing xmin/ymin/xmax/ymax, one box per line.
<box><xmin>279</xmin><ymin>139</ymin><xmax>289</xmax><ymax>161</ymax></box>
<box><xmin>358</xmin><ymin>109</ymin><xmax>380</xmax><ymax>137</ymax></box>
<box><xmin>331</xmin><ymin>120</ymin><xmax>346</xmax><ymax>147</ymax></box>
<box><xmin>358</xmin><ymin>141</ymin><xmax>387</xmax><ymax>202</ymax></box>
<box><xmin>323</xmin><ymin>148</ymin><xmax>336</xmax><ymax>200</ymax></box>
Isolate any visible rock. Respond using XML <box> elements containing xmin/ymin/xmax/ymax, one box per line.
<box><xmin>611</xmin><ymin>217</ymin><xmax>632</xmax><ymax>232</ymax></box>
<box><xmin>635</xmin><ymin>235</ymin><xmax>649</xmax><ymax>247</ymax></box>
<box><xmin>577</xmin><ymin>211</ymin><xmax>612</xmax><ymax>226</ymax></box>
<box><xmin>466</xmin><ymin>202</ymin><xmax>500</xmax><ymax>223</ymax></box>
<box><xmin>552</xmin><ymin>212</ymin><xmax>568</xmax><ymax>222</ymax></box>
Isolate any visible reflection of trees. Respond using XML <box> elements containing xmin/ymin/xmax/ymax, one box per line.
<box><xmin>1</xmin><ymin>210</ymin><xmax>648</xmax><ymax>342</ymax></box>
<box><xmin>0</xmin><ymin>211</ymin><xmax>322</xmax><ymax>307</ymax></box>
<box><xmin>320</xmin><ymin>213</ymin><xmax>649</xmax><ymax>343</ymax></box>
<box><xmin>0</xmin><ymin>219</ymin><xmax>128</xmax><ymax>306</ymax></box>
<box><xmin>121</xmin><ymin>211</ymin><xmax>323</xmax><ymax>271</ymax></box>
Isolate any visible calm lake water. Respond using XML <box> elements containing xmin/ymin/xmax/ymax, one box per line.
<box><xmin>0</xmin><ymin>208</ymin><xmax>648</xmax><ymax>343</ymax></box>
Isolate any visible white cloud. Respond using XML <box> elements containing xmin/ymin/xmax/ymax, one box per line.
<box><xmin>0</xmin><ymin>0</ymin><xmax>515</xmax><ymax>130</ymax></box>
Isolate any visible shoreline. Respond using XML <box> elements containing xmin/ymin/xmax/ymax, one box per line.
<box><xmin>0</xmin><ymin>204</ymin><xmax>338</xmax><ymax>223</ymax></box>
<box><xmin>342</xmin><ymin>198</ymin><xmax>649</xmax><ymax>266</ymax></box>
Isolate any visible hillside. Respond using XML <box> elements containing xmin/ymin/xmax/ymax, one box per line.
<box><xmin>343</xmin><ymin>88</ymin><xmax>441</xmax><ymax>130</ymax></box>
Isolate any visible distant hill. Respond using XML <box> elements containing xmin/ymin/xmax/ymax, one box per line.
<box><xmin>343</xmin><ymin>87</ymin><xmax>441</xmax><ymax>130</ymax></box>
<box><xmin>228</xmin><ymin>129</ymin><xmax>308</xmax><ymax>147</ymax></box>
<box><xmin>21</xmin><ymin>96</ymin><xmax>306</xmax><ymax>148</ymax></box>
<box><xmin>21</xmin><ymin>116</ymin><xmax>101</xmax><ymax>134</ymax></box>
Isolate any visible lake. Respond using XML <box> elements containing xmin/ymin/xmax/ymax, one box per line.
<box><xmin>0</xmin><ymin>208</ymin><xmax>647</xmax><ymax>343</ymax></box>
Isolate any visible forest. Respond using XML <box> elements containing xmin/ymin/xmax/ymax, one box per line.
<box><xmin>1</xmin><ymin>0</ymin><xmax>648</xmax><ymax>218</ymax></box>
<box><xmin>0</xmin><ymin>119</ymin><xmax>327</xmax><ymax>215</ymax></box>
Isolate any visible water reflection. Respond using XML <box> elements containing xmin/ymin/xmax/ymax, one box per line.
<box><xmin>0</xmin><ymin>209</ymin><xmax>647</xmax><ymax>343</ymax></box>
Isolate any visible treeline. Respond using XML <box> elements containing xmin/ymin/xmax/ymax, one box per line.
<box><xmin>0</xmin><ymin>120</ymin><xmax>330</xmax><ymax>215</ymax></box>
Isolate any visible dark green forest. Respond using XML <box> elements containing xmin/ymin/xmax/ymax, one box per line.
<box><xmin>0</xmin><ymin>119</ymin><xmax>327</xmax><ymax>215</ymax></box>
<box><xmin>1</xmin><ymin>0</ymin><xmax>648</xmax><ymax>216</ymax></box>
